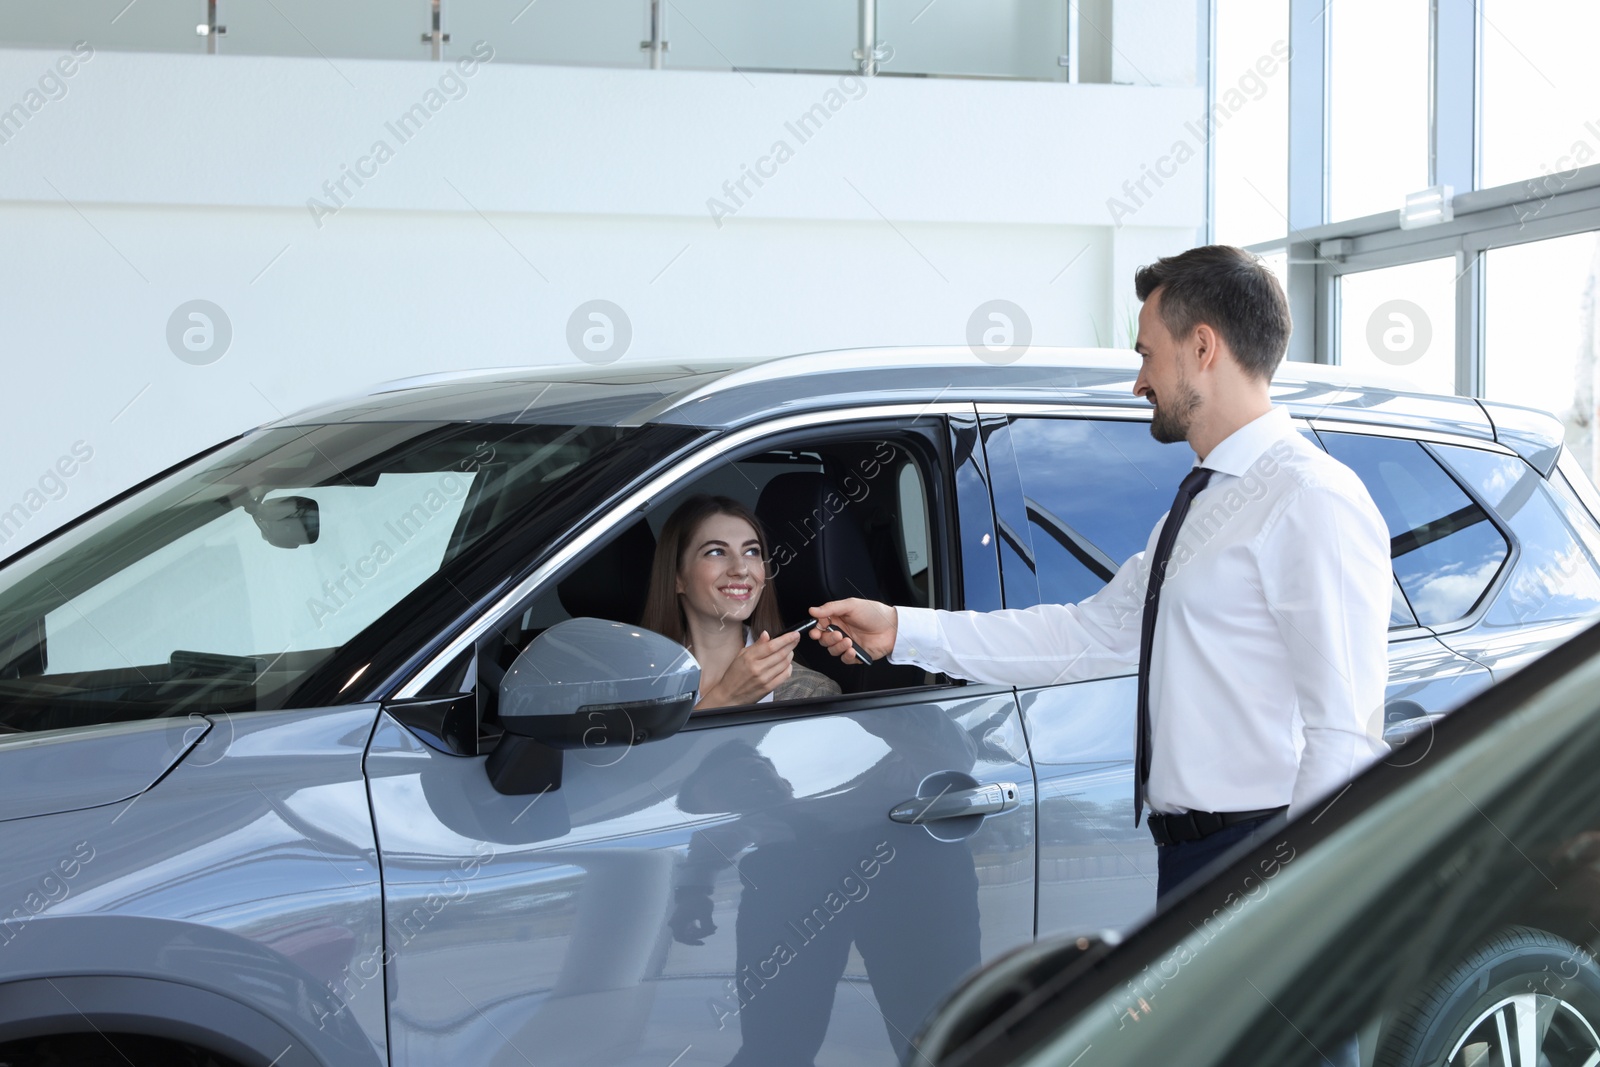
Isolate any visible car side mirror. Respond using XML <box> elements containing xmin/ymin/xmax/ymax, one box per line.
<box><xmin>250</xmin><ymin>495</ymin><xmax>320</xmax><ymax>548</ymax></box>
<box><xmin>485</xmin><ymin>617</ymin><xmax>700</xmax><ymax>796</ymax></box>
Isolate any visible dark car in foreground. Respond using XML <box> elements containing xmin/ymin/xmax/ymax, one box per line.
<box><xmin>0</xmin><ymin>349</ymin><xmax>1597</xmax><ymax>1066</ymax></box>
<box><xmin>917</xmin><ymin>601</ymin><xmax>1600</xmax><ymax>1067</ymax></box>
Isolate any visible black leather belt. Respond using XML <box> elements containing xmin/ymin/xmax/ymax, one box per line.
<box><xmin>1147</xmin><ymin>806</ymin><xmax>1287</xmax><ymax>847</ymax></box>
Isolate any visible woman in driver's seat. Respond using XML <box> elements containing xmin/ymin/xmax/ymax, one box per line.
<box><xmin>640</xmin><ymin>494</ymin><xmax>839</xmax><ymax>711</ymax></box>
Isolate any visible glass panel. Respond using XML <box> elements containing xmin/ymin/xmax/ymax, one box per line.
<box><xmin>1480</xmin><ymin>0</ymin><xmax>1600</xmax><ymax>189</ymax></box>
<box><xmin>1320</xmin><ymin>434</ymin><xmax>1509</xmax><ymax>626</ymax></box>
<box><xmin>1212</xmin><ymin>0</ymin><xmax>1290</xmax><ymax>247</ymax></box>
<box><xmin>218</xmin><ymin>0</ymin><xmax>434</xmax><ymax>60</ymax></box>
<box><xmin>1009</xmin><ymin>418</ymin><xmax>1195</xmax><ymax>605</ymax></box>
<box><xmin>1338</xmin><ymin>257</ymin><xmax>1458</xmax><ymax>395</ymax></box>
<box><xmin>877</xmin><ymin>0</ymin><xmax>1067</xmax><ymax>80</ymax></box>
<box><xmin>45</xmin><ymin>471</ymin><xmax>471</xmax><ymax>671</ymax></box>
<box><xmin>1435</xmin><ymin>444</ymin><xmax>1600</xmax><ymax>627</ymax></box>
<box><xmin>1484</xmin><ymin>231</ymin><xmax>1600</xmax><ymax>477</ymax></box>
<box><xmin>1109</xmin><ymin>0</ymin><xmax>1200</xmax><ymax>86</ymax></box>
<box><xmin>668</xmin><ymin>0</ymin><xmax>856</xmax><ymax>73</ymax></box>
<box><xmin>0</xmin><ymin>0</ymin><xmax>206</xmax><ymax>54</ymax></box>
<box><xmin>0</xmin><ymin>422</ymin><xmax>637</xmax><ymax>729</ymax></box>
<box><xmin>447</xmin><ymin>0</ymin><xmax>645</xmax><ymax>69</ymax></box>
<box><xmin>1328</xmin><ymin>0</ymin><xmax>1429</xmax><ymax>221</ymax></box>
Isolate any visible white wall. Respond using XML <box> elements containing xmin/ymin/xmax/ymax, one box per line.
<box><xmin>0</xmin><ymin>44</ymin><xmax>1204</xmax><ymax>553</ymax></box>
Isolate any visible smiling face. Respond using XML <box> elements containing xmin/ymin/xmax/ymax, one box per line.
<box><xmin>1133</xmin><ymin>289</ymin><xmax>1203</xmax><ymax>445</ymax></box>
<box><xmin>675</xmin><ymin>512</ymin><xmax>768</xmax><ymax>631</ymax></box>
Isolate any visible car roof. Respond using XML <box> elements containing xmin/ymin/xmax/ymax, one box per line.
<box><xmin>271</xmin><ymin>347</ymin><xmax>1565</xmax><ymax>471</ymax></box>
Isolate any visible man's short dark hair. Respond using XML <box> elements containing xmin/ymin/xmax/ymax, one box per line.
<box><xmin>1133</xmin><ymin>245</ymin><xmax>1292</xmax><ymax>381</ymax></box>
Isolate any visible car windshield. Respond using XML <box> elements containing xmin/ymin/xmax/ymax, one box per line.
<box><xmin>0</xmin><ymin>420</ymin><xmax>639</xmax><ymax>732</ymax></box>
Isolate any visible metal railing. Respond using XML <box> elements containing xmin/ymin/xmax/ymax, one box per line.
<box><xmin>0</xmin><ymin>0</ymin><xmax>1086</xmax><ymax>81</ymax></box>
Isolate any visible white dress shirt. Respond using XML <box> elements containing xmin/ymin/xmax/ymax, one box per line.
<box><xmin>892</xmin><ymin>406</ymin><xmax>1392</xmax><ymax>817</ymax></box>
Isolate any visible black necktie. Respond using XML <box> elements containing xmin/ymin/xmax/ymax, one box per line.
<box><xmin>1134</xmin><ymin>465</ymin><xmax>1213</xmax><ymax>826</ymax></box>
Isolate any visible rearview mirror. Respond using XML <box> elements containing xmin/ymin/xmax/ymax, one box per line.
<box><xmin>250</xmin><ymin>495</ymin><xmax>320</xmax><ymax>548</ymax></box>
<box><xmin>486</xmin><ymin>617</ymin><xmax>700</xmax><ymax>795</ymax></box>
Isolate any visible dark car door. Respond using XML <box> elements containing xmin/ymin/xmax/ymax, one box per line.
<box><xmin>986</xmin><ymin>409</ymin><xmax>1496</xmax><ymax>941</ymax></box>
<box><xmin>916</xmin><ymin>611</ymin><xmax>1600</xmax><ymax>1067</ymax></box>
<box><xmin>363</xmin><ymin>411</ymin><xmax>1036</xmax><ymax>1067</ymax></box>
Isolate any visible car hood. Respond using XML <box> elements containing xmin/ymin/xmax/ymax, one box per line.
<box><xmin>0</xmin><ymin>717</ymin><xmax>205</xmax><ymax>822</ymax></box>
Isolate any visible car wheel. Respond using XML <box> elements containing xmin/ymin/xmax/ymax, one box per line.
<box><xmin>1375</xmin><ymin>926</ymin><xmax>1600</xmax><ymax>1067</ymax></box>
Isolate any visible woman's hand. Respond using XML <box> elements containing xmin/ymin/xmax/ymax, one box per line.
<box><xmin>697</xmin><ymin>630</ymin><xmax>800</xmax><ymax>709</ymax></box>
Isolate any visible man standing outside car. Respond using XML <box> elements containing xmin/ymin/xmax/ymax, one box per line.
<box><xmin>807</xmin><ymin>244</ymin><xmax>1392</xmax><ymax>901</ymax></box>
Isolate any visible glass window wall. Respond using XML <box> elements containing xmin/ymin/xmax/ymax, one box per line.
<box><xmin>1484</xmin><ymin>231</ymin><xmax>1600</xmax><ymax>476</ymax></box>
<box><xmin>0</xmin><ymin>0</ymin><xmax>208</xmax><ymax>54</ymax></box>
<box><xmin>1327</xmin><ymin>0</ymin><xmax>1429</xmax><ymax>222</ymax></box>
<box><xmin>221</xmin><ymin>0</ymin><xmax>434</xmax><ymax>61</ymax></box>
<box><xmin>667</xmin><ymin>0</ymin><xmax>857</xmax><ymax>73</ymax></box>
<box><xmin>1338</xmin><ymin>257</ymin><xmax>1458</xmax><ymax>396</ymax></box>
<box><xmin>1480</xmin><ymin>0</ymin><xmax>1600</xmax><ymax>190</ymax></box>
<box><xmin>447</xmin><ymin>0</ymin><xmax>647</xmax><ymax>69</ymax></box>
<box><xmin>876</xmin><ymin>0</ymin><xmax>1069</xmax><ymax>80</ymax></box>
<box><xmin>0</xmin><ymin>0</ymin><xmax>1115</xmax><ymax>79</ymax></box>
<box><xmin>1212</xmin><ymin>0</ymin><xmax>1289</xmax><ymax>247</ymax></box>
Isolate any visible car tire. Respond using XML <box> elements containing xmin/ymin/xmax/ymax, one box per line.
<box><xmin>1375</xmin><ymin>925</ymin><xmax>1600</xmax><ymax>1067</ymax></box>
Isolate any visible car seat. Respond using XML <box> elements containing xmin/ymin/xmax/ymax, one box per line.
<box><xmin>557</xmin><ymin>516</ymin><xmax>657</xmax><ymax>626</ymax></box>
<box><xmin>756</xmin><ymin>472</ymin><xmax>928</xmax><ymax>695</ymax></box>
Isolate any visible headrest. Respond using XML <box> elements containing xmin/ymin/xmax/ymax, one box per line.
<box><xmin>756</xmin><ymin>472</ymin><xmax>884</xmax><ymax>623</ymax></box>
<box><xmin>557</xmin><ymin>517</ymin><xmax>657</xmax><ymax>624</ymax></box>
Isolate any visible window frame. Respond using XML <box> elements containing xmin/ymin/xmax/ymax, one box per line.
<box><xmin>393</xmin><ymin>406</ymin><xmax>985</xmax><ymax>726</ymax></box>
<box><xmin>1245</xmin><ymin>0</ymin><xmax>1600</xmax><ymax>384</ymax></box>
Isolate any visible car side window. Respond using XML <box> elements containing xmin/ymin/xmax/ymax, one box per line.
<box><xmin>482</xmin><ymin>432</ymin><xmax>947</xmax><ymax>718</ymax></box>
<box><xmin>1304</xmin><ymin>426</ymin><xmax>1420</xmax><ymax>631</ymax></box>
<box><xmin>1433</xmin><ymin>444</ymin><xmax>1600</xmax><ymax>627</ymax></box>
<box><xmin>1007</xmin><ymin>417</ymin><xmax>1195</xmax><ymax>604</ymax></box>
<box><xmin>1319</xmin><ymin>432</ymin><xmax>1509</xmax><ymax>627</ymax></box>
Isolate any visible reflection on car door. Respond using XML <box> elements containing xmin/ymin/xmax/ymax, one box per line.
<box><xmin>991</xmin><ymin>413</ymin><xmax>1194</xmax><ymax>937</ymax></box>
<box><xmin>363</xmin><ymin>417</ymin><xmax>1035</xmax><ymax>1067</ymax></box>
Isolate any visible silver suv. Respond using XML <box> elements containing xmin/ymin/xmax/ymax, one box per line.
<box><xmin>0</xmin><ymin>349</ymin><xmax>1596</xmax><ymax>1067</ymax></box>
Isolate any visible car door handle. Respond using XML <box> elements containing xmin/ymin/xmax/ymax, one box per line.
<box><xmin>889</xmin><ymin>782</ymin><xmax>1019</xmax><ymax>824</ymax></box>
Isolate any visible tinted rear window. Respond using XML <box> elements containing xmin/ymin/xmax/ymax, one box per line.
<box><xmin>1320</xmin><ymin>433</ymin><xmax>1509</xmax><ymax>626</ymax></box>
<box><xmin>1435</xmin><ymin>444</ymin><xmax>1600</xmax><ymax>627</ymax></box>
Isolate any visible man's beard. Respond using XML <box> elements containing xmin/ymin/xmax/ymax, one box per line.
<box><xmin>1149</xmin><ymin>379</ymin><xmax>1200</xmax><ymax>444</ymax></box>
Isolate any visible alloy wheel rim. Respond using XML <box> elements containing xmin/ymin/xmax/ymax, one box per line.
<box><xmin>1446</xmin><ymin>992</ymin><xmax>1600</xmax><ymax>1067</ymax></box>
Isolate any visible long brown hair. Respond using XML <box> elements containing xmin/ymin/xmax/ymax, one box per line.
<box><xmin>640</xmin><ymin>494</ymin><xmax>783</xmax><ymax>648</ymax></box>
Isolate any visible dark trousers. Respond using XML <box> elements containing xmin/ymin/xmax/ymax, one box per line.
<box><xmin>1154</xmin><ymin>814</ymin><xmax>1277</xmax><ymax>901</ymax></box>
